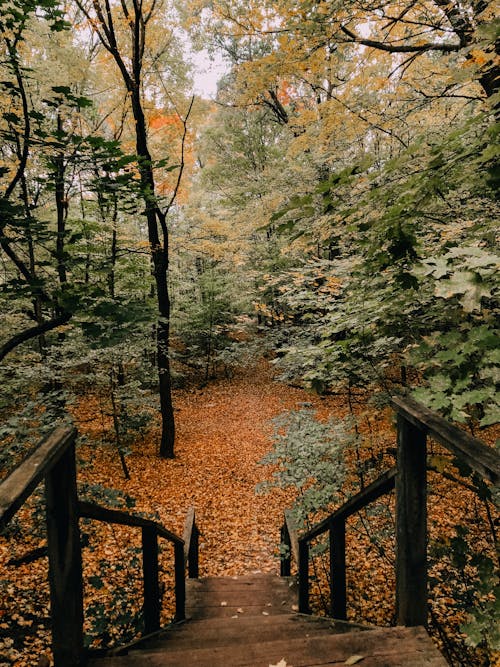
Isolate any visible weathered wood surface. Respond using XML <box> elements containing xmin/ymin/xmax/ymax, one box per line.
<box><xmin>302</xmin><ymin>467</ymin><xmax>397</xmax><ymax>542</ymax></box>
<box><xmin>391</xmin><ymin>395</ymin><xmax>499</xmax><ymax>484</ymax></box>
<box><xmin>79</xmin><ymin>501</ymin><xmax>187</xmax><ymax>626</ymax></box>
<box><xmin>182</xmin><ymin>506</ymin><xmax>199</xmax><ymax>578</ymax></box>
<box><xmin>0</xmin><ymin>426</ymin><xmax>76</xmax><ymax>530</ymax></box>
<box><xmin>330</xmin><ymin>518</ymin><xmax>346</xmax><ymax>620</ymax></box>
<box><xmin>296</xmin><ymin>468</ymin><xmax>396</xmax><ymax>617</ymax></box>
<box><xmin>92</xmin><ymin>628</ymin><xmax>447</xmax><ymax>666</ymax></box>
<box><xmin>186</xmin><ymin>574</ymin><xmax>298</xmax><ymax>619</ymax></box>
<box><xmin>284</xmin><ymin>509</ymin><xmax>300</xmax><ymax>565</ymax></box>
<box><xmin>78</xmin><ymin>501</ymin><xmax>183</xmax><ymax>545</ymax></box>
<box><xmin>395</xmin><ymin>413</ymin><xmax>428</xmax><ymax>627</ymax></box>
<box><xmin>90</xmin><ymin>575</ymin><xmax>447</xmax><ymax>666</ymax></box>
<box><xmin>142</xmin><ymin>527</ymin><xmax>161</xmax><ymax>635</ymax></box>
<box><xmin>45</xmin><ymin>442</ymin><xmax>84</xmax><ymax>667</ymax></box>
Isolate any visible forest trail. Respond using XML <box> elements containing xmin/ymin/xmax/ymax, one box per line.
<box><xmin>77</xmin><ymin>360</ymin><xmax>346</xmax><ymax>577</ymax></box>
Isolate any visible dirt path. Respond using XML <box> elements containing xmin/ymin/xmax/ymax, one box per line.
<box><xmin>79</xmin><ymin>360</ymin><xmax>343</xmax><ymax>577</ymax></box>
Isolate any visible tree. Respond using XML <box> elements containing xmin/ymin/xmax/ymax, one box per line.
<box><xmin>74</xmin><ymin>0</ymin><xmax>194</xmax><ymax>457</ymax></box>
<box><xmin>0</xmin><ymin>0</ymin><xmax>73</xmax><ymax>361</ymax></box>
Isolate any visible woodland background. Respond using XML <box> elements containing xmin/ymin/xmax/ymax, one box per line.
<box><xmin>0</xmin><ymin>0</ymin><xmax>498</xmax><ymax>665</ymax></box>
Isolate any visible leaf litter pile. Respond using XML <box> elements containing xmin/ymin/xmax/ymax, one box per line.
<box><xmin>0</xmin><ymin>360</ymin><xmax>498</xmax><ymax>666</ymax></box>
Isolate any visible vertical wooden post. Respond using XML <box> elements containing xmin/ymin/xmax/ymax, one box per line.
<box><xmin>174</xmin><ymin>541</ymin><xmax>186</xmax><ymax>621</ymax></box>
<box><xmin>298</xmin><ymin>539</ymin><xmax>310</xmax><ymax>614</ymax></box>
<box><xmin>188</xmin><ymin>523</ymin><xmax>199</xmax><ymax>579</ymax></box>
<box><xmin>45</xmin><ymin>438</ymin><xmax>84</xmax><ymax>667</ymax></box>
<box><xmin>142</xmin><ymin>527</ymin><xmax>161</xmax><ymax>634</ymax></box>
<box><xmin>330</xmin><ymin>518</ymin><xmax>347</xmax><ymax>620</ymax></box>
<box><xmin>280</xmin><ymin>522</ymin><xmax>291</xmax><ymax>577</ymax></box>
<box><xmin>395</xmin><ymin>414</ymin><xmax>428</xmax><ymax>626</ymax></box>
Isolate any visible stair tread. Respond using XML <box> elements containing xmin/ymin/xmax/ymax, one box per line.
<box><xmin>186</xmin><ymin>575</ymin><xmax>298</xmax><ymax>619</ymax></box>
<box><xmin>90</xmin><ymin>625</ymin><xmax>447</xmax><ymax>666</ymax></box>
<box><xmin>138</xmin><ymin>614</ymin><xmax>369</xmax><ymax>650</ymax></box>
<box><xmin>88</xmin><ymin>574</ymin><xmax>447</xmax><ymax>666</ymax></box>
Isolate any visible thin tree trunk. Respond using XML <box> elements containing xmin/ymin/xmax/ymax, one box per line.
<box><xmin>130</xmin><ymin>88</ymin><xmax>175</xmax><ymax>457</ymax></box>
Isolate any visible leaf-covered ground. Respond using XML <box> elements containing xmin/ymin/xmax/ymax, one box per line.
<box><xmin>0</xmin><ymin>360</ymin><xmax>334</xmax><ymax>665</ymax></box>
<box><xmin>0</xmin><ymin>360</ymin><xmax>498</xmax><ymax>666</ymax></box>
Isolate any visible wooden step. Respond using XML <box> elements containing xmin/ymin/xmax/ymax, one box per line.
<box><xmin>89</xmin><ymin>574</ymin><xmax>447</xmax><ymax>667</ymax></box>
<box><xmin>186</xmin><ymin>575</ymin><xmax>298</xmax><ymax>619</ymax></box>
<box><xmin>137</xmin><ymin>614</ymin><xmax>368</xmax><ymax>651</ymax></box>
<box><xmin>91</xmin><ymin>625</ymin><xmax>447</xmax><ymax>666</ymax></box>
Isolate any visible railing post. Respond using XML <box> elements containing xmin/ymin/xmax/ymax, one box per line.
<box><xmin>188</xmin><ymin>522</ymin><xmax>199</xmax><ymax>579</ymax></box>
<box><xmin>298</xmin><ymin>539</ymin><xmax>310</xmax><ymax>614</ymax></box>
<box><xmin>174</xmin><ymin>541</ymin><xmax>186</xmax><ymax>621</ymax></box>
<box><xmin>330</xmin><ymin>518</ymin><xmax>347</xmax><ymax>620</ymax></box>
<box><xmin>45</xmin><ymin>436</ymin><xmax>84</xmax><ymax>667</ymax></box>
<box><xmin>395</xmin><ymin>413</ymin><xmax>428</xmax><ymax>626</ymax></box>
<box><xmin>280</xmin><ymin>522</ymin><xmax>291</xmax><ymax>577</ymax></box>
<box><xmin>142</xmin><ymin>527</ymin><xmax>161</xmax><ymax>634</ymax></box>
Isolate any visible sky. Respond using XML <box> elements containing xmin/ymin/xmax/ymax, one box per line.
<box><xmin>191</xmin><ymin>49</ymin><xmax>229</xmax><ymax>99</ymax></box>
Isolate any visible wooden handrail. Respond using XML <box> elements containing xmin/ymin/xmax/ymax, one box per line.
<box><xmin>1</xmin><ymin>427</ymin><xmax>198</xmax><ymax>666</ymax></box>
<box><xmin>78</xmin><ymin>500</ymin><xmax>189</xmax><ymax>630</ymax></box>
<box><xmin>280</xmin><ymin>510</ymin><xmax>299</xmax><ymax>577</ymax></box>
<box><xmin>0</xmin><ymin>426</ymin><xmax>77</xmax><ymax>530</ymax></box>
<box><xmin>0</xmin><ymin>426</ymin><xmax>84</xmax><ymax>666</ymax></box>
<box><xmin>301</xmin><ymin>468</ymin><xmax>397</xmax><ymax>543</ymax></box>
<box><xmin>391</xmin><ymin>395</ymin><xmax>499</xmax><ymax>484</ymax></box>
<box><xmin>78</xmin><ymin>501</ymin><xmax>183</xmax><ymax>545</ymax></box>
<box><xmin>183</xmin><ymin>506</ymin><xmax>199</xmax><ymax>578</ymax></box>
<box><xmin>282</xmin><ymin>395</ymin><xmax>499</xmax><ymax>628</ymax></box>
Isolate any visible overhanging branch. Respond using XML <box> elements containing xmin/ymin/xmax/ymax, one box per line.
<box><xmin>339</xmin><ymin>24</ymin><xmax>461</xmax><ymax>53</ymax></box>
<box><xmin>1</xmin><ymin>312</ymin><xmax>72</xmax><ymax>362</ymax></box>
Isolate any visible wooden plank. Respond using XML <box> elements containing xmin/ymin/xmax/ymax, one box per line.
<box><xmin>284</xmin><ymin>509</ymin><xmax>300</xmax><ymax>565</ymax></box>
<box><xmin>140</xmin><ymin>614</ymin><xmax>369</xmax><ymax>649</ymax></box>
<box><xmin>280</xmin><ymin>522</ymin><xmax>291</xmax><ymax>576</ymax></box>
<box><xmin>0</xmin><ymin>426</ymin><xmax>76</xmax><ymax>530</ymax></box>
<box><xmin>303</xmin><ymin>468</ymin><xmax>396</xmax><ymax>542</ymax></box>
<box><xmin>174</xmin><ymin>541</ymin><xmax>186</xmax><ymax>622</ymax></box>
<box><xmin>186</xmin><ymin>576</ymin><xmax>297</xmax><ymax>620</ymax></box>
<box><xmin>45</xmin><ymin>442</ymin><xmax>84</xmax><ymax>667</ymax></box>
<box><xmin>142</xmin><ymin>527</ymin><xmax>161</xmax><ymax>635</ymax></box>
<box><xmin>298</xmin><ymin>539</ymin><xmax>310</xmax><ymax>614</ymax></box>
<box><xmin>89</xmin><ymin>625</ymin><xmax>447</xmax><ymax>666</ymax></box>
<box><xmin>395</xmin><ymin>414</ymin><xmax>428</xmax><ymax>627</ymax></box>
<box><xmin>78</xmin><ymin>501</ymin><xmax>183</xmax><ymax>546</ymax></box>
<box><xmin>187</xmin><ymin>575</ymin><xmax>293</xmax><ymax>590</ymax></box>
<box><xmin>182</xmin><ymin>507</ymin><xmax>199</xmax><ymax>578</ymax></box>
<box><xmin>391</xmin><ymin>395</ymin><xmax>499</xmax><ymax>484</ymax></box>
<box><xmin>330</xmin><ymin>518</ymin><xmax>346</xmax><ymax>620</ymax></box>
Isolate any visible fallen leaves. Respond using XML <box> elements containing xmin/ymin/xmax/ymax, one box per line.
<box><xmin>0</xmin><ymin>359</ymin><xmax>498</xmax><ymax>666</ymax></box>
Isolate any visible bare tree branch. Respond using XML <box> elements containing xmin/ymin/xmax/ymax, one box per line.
<box><xmin>0</xmin><ymin>312</ymin><xmax>72</xmax><ymax>362</ymax></box>
<box><xmin>339</xmin><ymin>24</ymin><xmax>461</xmax><ymax>53</ymax></box>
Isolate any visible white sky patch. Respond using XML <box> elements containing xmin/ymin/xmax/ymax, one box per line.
<box><xmin>191</xmin><ymin>48</ymin><xmax>229</xmax><ymax>99</ymax></box>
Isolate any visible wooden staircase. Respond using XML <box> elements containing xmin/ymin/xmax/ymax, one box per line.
<box><xmin>90</xmin><ymin>574</ymin><xmax>447</xmax><ymax>666</ymax></box>
<box><xmin>3</xmin><ymin>398</ymin><xmax>497</xmax><ymax>666</ymax></box>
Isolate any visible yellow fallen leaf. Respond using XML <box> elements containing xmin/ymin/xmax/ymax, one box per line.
<box><xmin>220</xmin><ymin>601</ymin><xmax>227</xmax><ymax>606</ymax></box>
<box><xmin>345</xmin><ymin>656</ymin><xmax>365</xmax><ymax>665</ymax></box>
<box><xmin>269</xmin><ymin>660</ymin><xmax>289</xmax><ymax>667</ymax></box>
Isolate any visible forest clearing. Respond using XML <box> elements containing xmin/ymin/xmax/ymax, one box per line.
<box><xmin>0</xmin><ymin>0</ymin><xmax>498</xmax><ymax>665</ymax></box>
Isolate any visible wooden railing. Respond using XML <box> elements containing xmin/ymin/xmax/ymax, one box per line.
<box><xmin>280</xmin><ymin>395</ymin><xmax>500</xmax><ymax>627</ymax></box>
<box><xmin>0</xmin><ymin>426</ymin><xmax>199</xmax><ymax>666</ymax></box>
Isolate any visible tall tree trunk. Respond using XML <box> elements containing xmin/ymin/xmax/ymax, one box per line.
<box><xmin>130</xmin><ymin>88</ymin><xmax>175</xmax><ymax>458</ymax></box>
<box><xmin>73</xmin><ymin>0</ymin><xmax>186</xmax><ymax>457</ymax></box>
<box><xmin>55</xmin><ymin>111</ymin><xmax>68</xmax><ymax>287</ymax></box>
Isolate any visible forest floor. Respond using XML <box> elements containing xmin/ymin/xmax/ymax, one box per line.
<box><xmin>0</xmin><ymin>359</ymin><xmax>350</xmax><ymax>665</ymax></box>
<box><xmin>0</xmin><ymin>359</ymin><xmax>498</xmax><ymax>666</ymax></box>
